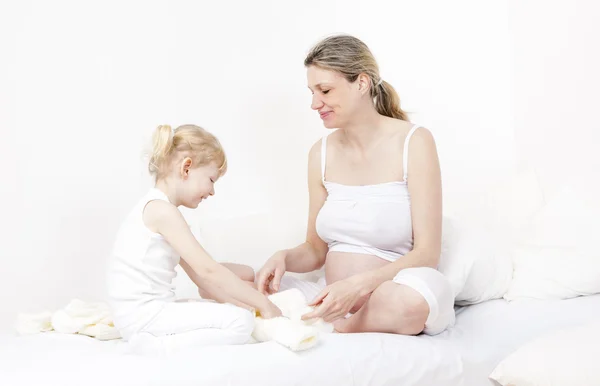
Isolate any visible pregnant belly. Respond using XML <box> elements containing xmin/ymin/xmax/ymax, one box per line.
<box><xmin>325</xmin><ymin>251</ymin><xmax>390</xmax><ymax>313</ymax></box>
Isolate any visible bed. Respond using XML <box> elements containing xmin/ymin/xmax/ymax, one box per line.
<box><xmin>438</xmin><ymin>294</ymin><xmax>600</xmax><ymax>385</ymax></box>
<box><xmin>2</xmin><ymin>294</ymin><xmax>600</xmax><ymax>386</ymax></box>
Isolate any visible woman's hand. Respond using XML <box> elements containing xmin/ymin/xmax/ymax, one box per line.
<box><xmin>301</xmin><ymin>276</ymin><xmax>368</xmax><ymax>323</ymax></box>
<box><xmin>256</xmin><ymin>250</ymin><xmax>287</xmax><ymax>295</ymax></box>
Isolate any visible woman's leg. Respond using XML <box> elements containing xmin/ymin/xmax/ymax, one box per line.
<box><xmin>333</xmin><ymin>281</ymin><xmax>430</xmax><ymax>335</ymax></box>
<box><xmin>221</xmin><ymin>263</ymin><xmax>256</xmax><ymax>282</ymax></box>
<box><xmin>277</xmin><ymin>274</ymin><xmax>326</xmax><ymax>304</ymax></box>
<box><xmin>334</xmin><ymin>267</ymin><xmax>455</xmax><ymax>335</ymax></box>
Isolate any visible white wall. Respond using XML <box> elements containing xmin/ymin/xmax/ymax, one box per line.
<box><xmin>0</xmin><ymin>0</ymin><xmax>513</xmax><ymax>330</ymax></box>
<box><xmin>509</xmin><ymin>0</ymin><xmax>600</xmax><ymax>197</ymax></box>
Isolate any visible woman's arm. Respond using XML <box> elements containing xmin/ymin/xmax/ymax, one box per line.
<box><xmin>256</xmin><ymin>140</ymin><xmax>329</xmax><ymax>293</ymax></box>
<box><xmin>356</xmin><ymin>127</ymin><xmax>443</xmax><ymax>293</ymax></box>
<box><xmin>284</xmin><ymin>140</ymin><xmax>329</xmax><ymax>272</ymax></box>
<box><xmin>143</xmin><ymin>200</ymin><xmax>281</xmax><ymax>317</ymax></box>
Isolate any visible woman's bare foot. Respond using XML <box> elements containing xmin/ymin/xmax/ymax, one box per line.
<box><xmin>333</xmin><ymin>317</ymin><xmax>351</xmax><ymax>333</ymax></box>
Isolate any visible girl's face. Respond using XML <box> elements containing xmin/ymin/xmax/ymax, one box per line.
<box><xmin>177</xmin><ymin>159</ymin><xmax>220</xmax><ymax>209</ymax></box>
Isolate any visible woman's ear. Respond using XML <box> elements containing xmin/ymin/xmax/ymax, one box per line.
<box><xmin>357</xmin><ymin>73</ymin><xmax>371</xmax><ymax>95</ymax></box>
<box><xmin>180</xmin><ymin>157</ymin><xmax>193</xmax><ymax>179</ymax></box>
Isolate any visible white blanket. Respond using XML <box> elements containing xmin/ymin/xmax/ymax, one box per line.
<box><xmin>15</xmin><ymin>289</ymin><xmax>332</xmax><ymax>351</ymax></box>
<box><xmin>15</xmin><ymin>299</ymin><xmax>120</xmax><ymax>341</ymax></box>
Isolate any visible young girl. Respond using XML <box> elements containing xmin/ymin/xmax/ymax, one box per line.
<box><xmin>107</xmin><ymin>124</ymin><xmax>281</xmax><ymax>354</ymax></box>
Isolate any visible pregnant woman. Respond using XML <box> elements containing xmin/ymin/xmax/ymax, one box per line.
<box><xmin>256</xmin><ymin>34</ymin><xmax>455</xmax><ymax>336</ymax></box>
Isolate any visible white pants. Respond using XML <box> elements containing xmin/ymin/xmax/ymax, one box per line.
<box><xmin>125</xmin><ymin>300</ymin><xmax>255</xmax><ymax>356</ymax></box>
<box><xmin>279</xmin><ymin>267</ymin><xmax>455</xmax><ymax>336</ymax></box>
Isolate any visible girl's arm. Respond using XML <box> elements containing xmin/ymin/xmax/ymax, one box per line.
<box><xmin>179</xmin><ymin>259</ymin><xmax>256</xmax><ymax>311</ymax></box>
<box><xmin>143</xmin><ymin>200</ymin><xmax>281</xmax><ymax>318</ymax></box>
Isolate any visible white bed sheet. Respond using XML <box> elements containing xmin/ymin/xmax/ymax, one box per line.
<box><xmin>0</xmin><ymin>328</ymin><xmax>462</xmax><ymax>386</ymax></box>
<box><xmin>2</xmin><ymin>294</ymin><xmax>599</xmax><ymax>386</ymax></box>
<box><xmin>439</xmin><ymin>293</ymin><xmax>600</xmax><ymax>386</ymax></box>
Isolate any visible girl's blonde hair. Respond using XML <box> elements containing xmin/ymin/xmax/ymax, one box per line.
<box><xmin>148</xmin><ymin>124</ymin><xmax>227</xmax><ymax>180</ymax></box>
<box><xmin>304</xmin><ymin>34</ymin><xmax>409</xmax><ymax>121</ymax></box>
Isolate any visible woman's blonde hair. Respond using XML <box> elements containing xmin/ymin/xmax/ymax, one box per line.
<box><xmin>148</xmin><ymin>124</ymin><xmax>227</xmax><ymax>180</ymax></box>
<box><xmin>304</xmin><ymin>34</ymin><xmax>409</xmax><ymax>121</ymax></box>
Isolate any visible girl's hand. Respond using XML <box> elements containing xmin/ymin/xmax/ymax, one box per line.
<box><xmin>258</xmin><ymin>300</ymin><xmax>283</xmax><ymax>319</ymax></box>
<box><xmin>301</xmin><ymin>277</ymin><xmax>367</xmax><ymax>323</ymax></box>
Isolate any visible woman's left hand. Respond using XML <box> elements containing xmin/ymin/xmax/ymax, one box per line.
<box><xmin>301</xmin><ymin>277</ymin><xmax>367</xmax><ymax>323</ymax></box>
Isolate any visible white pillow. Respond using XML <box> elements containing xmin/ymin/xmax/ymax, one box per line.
<box><xmin>504</xmin><ymin>182</ymin><xmax>600</xmax><ymax>301</ymax></box>
<box><xmin>437</xmin><ymin>216</ymin><xmax>513</xmax><ymax>305</ymax></box>
<box><xmin>437</xmin><ymin>164</ymin><xmax>546</xmax><ymax>305</ymax></box>
<box><xmin>490</xmin><ymin>320</ymin><xmax>600</xmax><ymax>386</ymax></box>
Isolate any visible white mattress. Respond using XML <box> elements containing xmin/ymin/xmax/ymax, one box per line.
<box><xmin>2</xmin><ymin>294</ymin><xmax>600</xmax><ymax>386</ymax></box>
<box><xmin>442</xmin><ymin>293</ymin><xmax>600</xmax><ymax>385</ymax></box>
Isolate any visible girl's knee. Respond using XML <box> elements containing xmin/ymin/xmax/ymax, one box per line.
<box><xmin>226</xmin><ymin>305</ymin><xmax>255</xmax><ymax>336</ymax></box>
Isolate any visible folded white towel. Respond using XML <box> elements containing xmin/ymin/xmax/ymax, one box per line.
<box><xmin>15</xmin><ymin>299</ymin><xmax>121</xmax><ymax>341</ymax></box>
<box><xmin>251</xmin><ymin>288</ymin><xmax>333</xmax><ymax>351</ymax></box>
<box><xmin>252</xmin><ymin>316</ymin><xmax>319</xmax><ymax>351</ymax></box>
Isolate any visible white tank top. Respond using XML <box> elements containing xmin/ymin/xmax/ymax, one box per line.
<box><xmin>106</xmin><ymin>188</ymin><xmax>180</xmax><ymax>338</ymax></box>
<box><xmin>315</xmin><ymin>125</ymin><xmax>420</xmax><ymax>262</ymax></box>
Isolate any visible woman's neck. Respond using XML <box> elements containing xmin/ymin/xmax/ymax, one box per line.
<box><xmin>339</xmin><ymin>105</ymin><xmax>386</xmax><ymax>152</ymax></box>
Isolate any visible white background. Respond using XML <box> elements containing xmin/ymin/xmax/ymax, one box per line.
<box><xmin>0</xmin><ymin>0</ymin><xmax>598</xmax><ymax>330</ymax></box>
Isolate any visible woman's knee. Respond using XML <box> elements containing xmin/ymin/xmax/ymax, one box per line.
<box><xmin>392</xmin><ymin>267</ymin><xmax>456</xmax><ymax>335</ymax></box>
<box><xmin>240</xmin><ymin>269</ymin><xmax>256</xmax><ymax>283</ymax></box>
<box><xmin>369</xmin><ymin>281</ymin><xmax>429</xmax><ymax>335</ymax></box>
<box><xmin>222</xmin><ymin>263</ymin><xmax>255</xmax><ymax>282</ymax></box>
